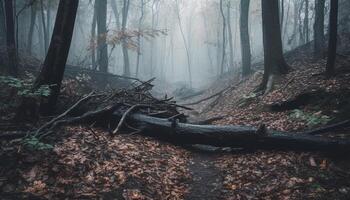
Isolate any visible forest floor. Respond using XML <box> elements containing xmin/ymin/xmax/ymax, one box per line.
<box><xmin>1</xmin><ymin>46</ymin><xmax>350</xmax><ymax>199</ymax></box>
<box><xmin>180</xmin><ymin>43</ymin><xmax>350</xmax><ymax>200</ymax></box>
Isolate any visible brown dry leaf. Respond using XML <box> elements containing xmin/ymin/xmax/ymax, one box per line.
<box><xmin>320</xmin><ymin>160</ymin><xmax>327</xmax><ymax>170</ymax></box>
<box><xmin>123</xmin><ymin>189</ymin><xmax>146</xmax><ymax>200</ymax></box>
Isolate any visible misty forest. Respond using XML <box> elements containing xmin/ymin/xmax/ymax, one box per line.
<box><xmin>1</xmin><ymin>0</ymin><xmax>350</xmax><ymax>199</ymax></box>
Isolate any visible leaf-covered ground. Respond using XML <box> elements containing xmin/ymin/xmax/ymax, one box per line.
<box><xmin>1</xmin><ymin>42</ymin><xmax>350</xmax><ymax>200</ymax></box>
<box><xmin>1</xmin><ymin>127</ymin><xmax>191</xmax><ymax>199</ymax></box>
<box><xmin>181</xmin><ymin>43</ymin><xmax>350</xmax><ymax>200</ymax></box>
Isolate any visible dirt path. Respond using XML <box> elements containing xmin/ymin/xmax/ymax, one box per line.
<box><xmin>185</xmin><ymin>152</ymin><xmax>223</xmax><ymax>200</ymax></box>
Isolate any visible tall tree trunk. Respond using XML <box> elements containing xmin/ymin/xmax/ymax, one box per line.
<box><xmin>4</xmin><ymin>0</ymin><xmax>18</xmax><ymax>77</ymax></box>
<box><xmin>216</xmin><ymin>22</ymin><xmax>221</xmax><ymax>76</ymax></box>
<box><xmin>175</xmin><ymin>0</ymin><xmax>192</xmax><ymax>87</ymax></box>
<box><xmin>170</xmin><ymin>31</ymin><xmax>175</xmax><ymax>79</ymax></box>
<box><xmin>149</xmin><ymin>0</ymin><xmax>156</xmax><ymax>77</ymax></box>
<box><xmin>219</xmin><ymin>0</ymin><xmax>226</xmax><ymax>75</ymax></box>
<box><xmin>186</xmin><ymin>14</ymin><xmax>193</xmax><ymax>76</ymax></box>
<box><xmin>96</xmin><ymin>0</ymin><xmax>108</xmax><ymax>73</ymax></box>
<box><xmin>0</xmin><ymin>0</ymin><xmax>6</xmax><ymax>46</ymax></box>
<box><xmin>40</xmin><ymin>0</ymin><xmax>48</xmax><ymax>54</ymax></box>
<box><xmin>240</xmin><ymin>0</ymin><xmax>251</xmax><ymax>76</ymax></box>
<box><xmin>27</xmin><ymin>3</ymin><xmax>36</xmax><ymax>55</ymax></box>
<box><xmin>136</xmin><ymin>0</ymin><xmax>144</xmax><ymax>78</ymax></box>
<box><xmin>304</xmin><ymin>0</ymin><xmax>309</xmax><ymax>43</ymax></box>
<box><xmin>292</xmin><ymin>1</ymin><xmax>299</xmax><ymax>47</ymax></box>
<box><xmin>298</xmin><ymin>1</ymin><xmax>304</xmax><ymax>45</ymax></box>
<box><xmin>314</xmin><ymin>0</ymin><xmax>326</xmax><ymax>59</ymax></box>
<box><xmin>261</xmin><ymin>0</ymin><xmax>288</xmax><ymax>92</ymax></box>
<box><xmin>91</xmin><ymin>1</ymin><xmax>97</xmax><ymax>70</ymax></box>
<box><xmin>33</xmin><ymin>0</ymin><xmax>79</xmax><ymax>114</ymax></box>
<box><xmin>227</xmin><ymin>2</ymin><xmax>234</xmax><ymax>71</ymax></box>
<box><xmin>325</xmin><ymin>0</ymin><xmax>338</xmax><ymax>78</ymax></box>
<box><xmin>122</xmin><ymin>0</ymin><xmax>130</xmax><ymax>77</ymax></box>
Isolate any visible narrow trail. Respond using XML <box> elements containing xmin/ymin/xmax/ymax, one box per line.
<box><xmin>185</xmin><ymin>153</ymin><xmax>223</xmax><ymax>200</ymax></box>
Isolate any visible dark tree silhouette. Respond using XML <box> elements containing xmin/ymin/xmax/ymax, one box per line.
<box><xmin>0</xmin><ymin>0</ymin><xmax>6</xmax><ymax>46</ymax></box>
<box><xmin>90</xmin><ymin>1</ymin><xmax>97</xmax><ymax>70</ymax></box>
<box><xmin>326</xmin><ymin>0</ymin><xmax>338</xmax><ymax>78</ymax></box>
<box><xmin>303</xmin><ymin>0</ymin><xmax>309</xmax><ymax>43</ymax></box>
<box><xmin>96</xmin><ymin>0</ymin><xmax>108</xmax><ymax>73</ymax></box>
<box><xmin>260</xmin><ymin>0</ymin><xmax>288</xmax><ymax>92</ymax></box>
<box><xmin>227</xmin><ymin>1</ymin><xmax>234</xmax><ymax>70</ymax></box>
<box><xmin>240</xmin><ymin>0</ymin><xmax>251</xmax><ymax>76</ymax></box>
<box><xmin>34</xmin><ymin>0</ymin><xmax>79</xmax><ymax>113</ymax></box>
<box><xmin>314</xmin><ymin>0</ymin><xmax>326</xmax><ymax>59</ymax></box>
<box><xmin>4</xmin><ymin>0</ymin><xmax>18</xmax><ymax>77</ymax></box>
<box><xmin>219</xmin><ymin>0</ymin><xmax>226</xmax><ymax>75</ymax></box>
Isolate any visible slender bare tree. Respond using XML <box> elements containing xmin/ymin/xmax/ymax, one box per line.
<box><xmin>240</xmin><ymin>0</ymin><xmax>251</xmax><ymax>76</ymax></box>
<box><xmin>219</xmin><ymin>0</ymin><xmax>226</xmax><ymax>75</ymax></box>
<box><xmin>96</xmin><ymin>0</ymin><xmax>108</xmax><ymax>73</ymax></box>
<box><xmin>175</xmin><ymin>0</ymin><xmax>192</xmax><ymax>87</ymax></box>
<box><xmin>122</xmin><ymin>0</ymin><xmax>131</xmax><ymax>76</ymax></box>
<box><xmin>4</xmin><ymin>0</ymin><xmax>18</xmax><ymax>77</ymax></box>
<box><xmin>314</xmin><ymin>0</ymin><xmax>326</xmax><ymax>59</ymax></box>
<box><xmin>136</xmin><ymin>0</ymin><xmax>145</xmax><ymax>78</ymax></box>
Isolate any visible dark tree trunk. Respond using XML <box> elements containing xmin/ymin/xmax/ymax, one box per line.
<box><xmin>91</xmin><ymin>1</ymin><xmax>97</xmax><ymax>70</ymax></box>
<box><xmin>4</xmin><ymin>0</ymin><xmax>18</xmax><ymax>77</ymax></box>
<box><xmin>303</xmin><ymin>0</ymin><xmax>309</xmax><ymax>43</ymax></box>
<box><xmin>260</xmin><ymin>0</ymin><xmax>288</xmax><ymax>91</ymax></box>
<box><xmin>96</xmin><ymin>0</ymin><xmax>108</xmax><ymax>73</ymax></box>
<box><xmin>240</xmin><ymin>0</ymin><xmax>251</xmax><ymax>76</ymax></box>
<box><xmin>122</xmin><ymin>0</ymin><xmax>130</xmax><ymax>77</ymax></box>
<box><xmin>0</xmin><ymin>0</ymin><xmax>6</xmax><ymax>46</ymax></box>
<box><xmin>136</xmin><ymin>0</ymin><xmax>145</xmax><ymax>78</ymax></box>
<box><xmin>304</xmin><ymin>0</ymin><xmax>310</xmax><ymax>43</ymax></box>
<box><xmin>33</xmin><ymin>0</ymin><xmax>79</xmax><ymax>114</ymax></box>
<box><xmin>219</xmin><ymin>0</ymin><xmax>226</xmax><ymax>75</ymax></box>
<box><xmin>325</xmin><ymin>0</ymin><xmax>338</xmax><ymax>78</ymax></box>
<box><xmin>314</xmin><ymin>0</ymin><xmax>326</xmax><ymax>59</ymax></box>
<box><xmin>227</xmin><ymin>2</ymin><xmax>234</xmax><ymax>71</ymax></box>
<box><xmin>27</xmin><ymin>3</ymin><xmax>37</xmax><ymax>55</ymax></box>
<box><xmin>298</xmin><ymin>2</ymin><xmax>304</xmax><ymax>45</ymax></box>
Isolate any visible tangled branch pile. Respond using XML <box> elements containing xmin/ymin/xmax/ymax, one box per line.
<box><xmin>34</xmin><ymin>78</ymin><xmax>190</xmax><ymax>139</ymax></box>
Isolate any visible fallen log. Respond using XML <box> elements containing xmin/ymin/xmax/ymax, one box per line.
<box><xmin>190</xmin><ymin>116</ymin><xmax>227</xmax><ymax>125</ymax></box>
<box><xmin>303</xmin><ymin>120</ymin><xmax>350</xmax><ymax>135</ymax></box>
<box><xmin>112</xmin><ymin>111</ymin><xmax>350</xmax><ymax>153</ymax></box>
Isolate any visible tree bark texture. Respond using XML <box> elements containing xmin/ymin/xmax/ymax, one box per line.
<box><xmin>34</xmin><ymin>0</ymin><xmax>79</xmax><ymax>114</ymax></box>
